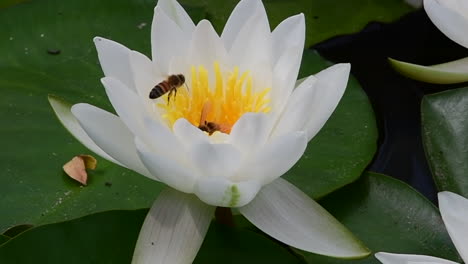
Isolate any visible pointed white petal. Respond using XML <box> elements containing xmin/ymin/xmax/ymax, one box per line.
<box><xmin>304</xmin><ymin>64</ymin><xmax>350</xmax><ymax>141</ymax></box>
<box><xmin>132</xmin><ymin>189</ymin><xmax>214</xmax><ymax>264</ymax></box>
<box><xmin>375</xmin><ymin>252</ymin><xmax>458</xmax><ymax>264</ymax></box>
<box><xmin>424</xmin><ymin>0</ymin><xmax>468</xmax><ymax>49</ymax></box>
<box><xmin>101</xmin><ymin>77</ymin><xmax>151</xmax><ymax>143</ymax></box>
<box><xmin>71</xmin><ymin>103</ymin><xmax>154</xmax><ymax>180</ymax></box>
<box><xmin>271</xmin><ymin>14</ymin><xmax>305</xmax><ymax>67</ymax></box>
<box><xmin>129</xmin><ymin>50</ymin><xmax>165</xmax><ymax>105</ymax></box>
<box><xmin>93</xmin><ymin>37</ymin><xmax>136</xmax><ymax>92</ymax></box>
<box><xmin>48</xmin><ymin>95</ymin><xmax>121</xmax><ymax>165</ymax></box>
<box><xmin>173</xmin><ymin>118</ymin><xmax>209</xmax><ymax>149</ymax></box>
<box><xmin>136</xmin><ymin>138</ymin><xmax>197</xmax><ymax>193</ymax></box>
<box><xmin>188</xmin><ymin>20</ymin><xmax>227</xmax><ymax>69</ymax></box>
<box><xmin>151</xmin><ymin>7</ymin><xmax>191</xmax><ymax>74</ymax></box>
<box><xmin>240</xmin><ymin>178</ymin><xmax>370</xmax><ymax>258</ymax></box>
<box><xmin>156</xmin><ymin>0</ymin><xmax>195</xmax><ymax>34</ymax></box>
<box><xmin>271</xmin><ymin>14</ymin><xmax>305</xmax><ymax>110</ymax></box>
<box><xmin>221</xmin><ymin>0</ymin><xmax>260</xmax><ymax>51</ymax></box>
<box><xmin>189</xmin><ymin>142</ymin><xmax>242</xmax><ymax>179</ymax></box>
<box><xmin>438</xmin><ymin>191</ymin><xmax>468</xmax><ymax>262</ymax></box>
<box><xmin>228</xmin><ymin>1</ymin><xmax>272</xmax><ymax>89</ymax></box>
<box><xmin>194</xmin><ymin>177</ymin><xmax>261</xmax><ymax>207</ymax></box>
<box><xmin>389</xmin><ymin>57</ymin><xmax>468</xmax><ymax>84</ymax></box>
<box><xmin>234</xmin><ymin>132</ymin><xmax>307</xmax><ymax>184</ymax></box>
<box><xmin>270</xmin><ymin>14</ymin><xmax>305</xmax><ymax>108</ymax></box>
<box><xmin>272</xmin><ymin>75</ymin><xmax>317</xmax><ymax>137</ymax></box>
<box><xmin>229</xmin><ymin>113</ymin><xmax>272</xmax><ymax>154</ymax></box>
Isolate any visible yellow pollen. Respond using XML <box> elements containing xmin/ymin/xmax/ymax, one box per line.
<box><xmin>157</xmin><ymin>62</ymin><xmax>271</xmax><ymax>134</ymax></box>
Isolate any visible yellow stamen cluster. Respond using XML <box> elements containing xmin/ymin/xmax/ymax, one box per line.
<box><xmin>157</xmin><ymin>62</ymin><xmax>271</xmax><ymax>134</ymax></box>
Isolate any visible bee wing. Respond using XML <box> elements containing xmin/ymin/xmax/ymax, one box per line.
<box><xmin>199</xmin><ymin>101</ymin><xmax>212</xmax><ymax>125</ymax></box>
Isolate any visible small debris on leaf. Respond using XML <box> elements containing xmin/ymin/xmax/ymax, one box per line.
<box><xmin>105</xmin><ymin>181</ymin><xmax>112</xmax><ymax>187</ymax></box>
<box><xmin>137</xmin><ymin>22</ymin><xmax>147</xmax><ymax>29</ymax></box>
<box><xmin>63</xmin><ymin>155</ymin><xmax>97</xmax><ymax>185</ymax></box>
<box><xmin>47</xmin><ymin>49</ymin><xmax>61</xmax><ymax>55</ymax></box>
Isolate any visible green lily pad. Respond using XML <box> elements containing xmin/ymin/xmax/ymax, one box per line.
<box><xmin>389</xmin><ymin>57</ymin><xmax>468</xmax><ymax>84</ymax></box>
<box><xmin>0</xmin><ymin>0</ymin><xmax>163</xmax><ymax>233</ymax></box>
<box><xmin>0</xmin><ymin>209</ymin><xmax>304</xmax><ymax>263</ymax></box>
<box><xmin>0</xmin><ymin>210</ymin><xmax>147</xmax><ymax>263</ymax></box>
<box><xmin>0</xmin><ymin>235</ymin><xmax>8</xmax><ymax>246</ymax></box>
<box><xmin>0</xmin><ymin>0</ymin><xmax>376</xmax><ymax>232</ymax></box>
<box><xmin>179</xmin><ymin>0</ymin><xmax>414</xmax><ymax>47</ymax></box>
<box><xmin>195</xmin><ymin>221</ymin><xmax>304</xmax><ymax>263</ymax></box>
<box><xmin>285</xmin><ymin>50</ymin><xmax>377</xmax><ymax>199</ymax></box>
<box><xmin>300</xmin><ymin>172</ymin><xmax>461</xmax><ymax>263</ymax></box>
<box><xmin>422</xmin><ymin>87</ymin><xmax>468</xmax><ymax>196</ymax></box>
<box><xmin>0</xmin><ymin>0</ymin><xmax>26</xmax><ymax>10</ymax></box>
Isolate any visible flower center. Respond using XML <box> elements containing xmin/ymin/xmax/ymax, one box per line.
<box><xmin>157</xmin><ymin>62</ymin><xmax>271</xmax><ymax>134</ymax></box>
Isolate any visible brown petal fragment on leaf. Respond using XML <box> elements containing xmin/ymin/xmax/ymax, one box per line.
<box><xmin>62</xmin><ymin>155</ymin><xmax>97</xmax><ymax>185</ymax></box>
<box><xmin>79</xmin><ymin>154</ymin><xmax>97</xmax><ymax>170</ymax></box>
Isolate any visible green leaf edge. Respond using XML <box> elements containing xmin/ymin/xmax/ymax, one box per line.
<box><xmin>0</xmin><ymin>208</ymin><xmax>147</xmax><ymax>250</ymax></box>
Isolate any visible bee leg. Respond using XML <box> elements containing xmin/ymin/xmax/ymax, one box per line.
<box><xmin>167</xmin><ymin>89</ymin><xmax>173</xmax><ymax>105</ymax></box>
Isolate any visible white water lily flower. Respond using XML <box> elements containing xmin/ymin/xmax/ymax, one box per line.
<box><xmin>49</xmin><ymin>0</ymin><xmax>370</xmax><ymax>262</ymax></box>
<box><xmin>389</xmin><ymin>0</ymin><xmax>468</xmax><ymax>84</ymax></box>
<box><xmin>375</xmin><ymin>191</ymin><xmax>468</xmax><ymax>264</ymax></box>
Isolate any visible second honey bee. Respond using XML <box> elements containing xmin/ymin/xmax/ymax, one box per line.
<box><xmin>198</xmin><ymin>102</ymin><xmax>230</xmax><ymax>135</ymax></box>
<box><xmin>149</xmin><ymin>74</ymin><xmax>186</xmax><ymax>103</ymax></box>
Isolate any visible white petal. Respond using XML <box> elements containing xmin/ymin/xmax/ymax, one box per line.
<box><xmin>188</xmin><ymin>20</ymin><xmax>228</xmax><ymax>70</ymax></box>
<box><xmin>129</xmin><ymin>50</ymin><xmax>165</xmax><ymax>105</ymax></box>
<box><xmin>132</xmin><ymin>189</ymin><xmax>214</xmax><ymax>264</ymax></box>
<box><xmin>93</xmin><ymin>37</ymin><xmax>136</xmax><ymax>92</ymax></box>
<box><xmin>375</xmin><ymin>252</ymin><xmax>458</xmax><ymax>264</ymax></box>
<box><xmin>234</xmin><ymin>132</ymin><xmax>307</xmax><ymax>184</ymax></box>
<box><xmin>208</xmin><ymin>131</ymin><xmax>230</xmax><ymax>144</ymax></box>
<box><xmin>389</xmin><ymin>57</ymin><xmax>468</xmax><ymax>84</ymax></box>
<box><xmin>136</xmin><ymin>138</ymin><xmax>197</xmax><ymax>193</ymax></box>
<box><xmin>143</xmin><ymin>117</ymin><xmax>185</xmax><ymax>162</ymax></box>
<box><xmin>424</xmin><ymin>0</ymin><xmax>468</xmax><ymax>49</ymax></box>
<box><xmin>229</xmin><ymin>113</ymin><xmax>272</xmax><ymax>154</ymax></box>
<box><xmin>155</xmin><ymin>0</ymin><xmax>195</xmax><ymax>34</ymax></box>
<box><xmin>189</xmin><ymin>142</ymin><xmax>242</xmax><ymax>179</ymax></box>
<box><xmin>271</xmin><ymin>14</ymin><xmax>305</xmax><ymax>67</ymax></box>
<box><xmin>272</xmin><ymin>75</ymin><xmax>318</xmax><ymax>137</ymax></box>
<box><xmin>173</xmin><ymin>118</ymin><xmax>209</xmax><ymax>149</ymax></box>
<box><xmin>71</xmin><ymin>103</ymin><xmax>154</xmax><ymax>180</ymax></box>
<box><xmin>227</xmin><ymin>1</ymin><xmax>272</xmax><ymax>89</ymax></box>
<box><xmin>151</xmin><ymin>7</ymin><xmax>191</xmax><ymax>75</ymax></box>
<box><xmin>304</xmin><ymin>64</ymin><xmax>350</xmax><ymax>141</ymax></box>
<box><xmin>239</xmin><ymin>178</ymin><xmax>370</xmax><ymax>258</ymax></box>
<box><xmin>438</xmin><ymin>191</ymin><xmax>468</xmax><ymax>262</ymax></box>
<box><xmin>48</xmin><ymin>95</ymin><xmax>121</xmax><ymax>165</ymax></box>
<box><xmin>221</xmin><ymin>0</ymin><xmax>260</xmax><ymax>51</ymax></box>
<box><xmin>270</xmin><ymin>14</ymin><xmax>305</xmax><ymax>110</ymax></box>
<box><xmin>194</xmin><ymin>177</ymin><xmax>261</xmax><ymax>207</ymax></box>
<box><xmin>101</xmin><ymin>77</ymin><xmax>150</xmax><ymax>142</ymax></box>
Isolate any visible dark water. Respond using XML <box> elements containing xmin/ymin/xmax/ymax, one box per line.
<box><xmin>314</xmin><ymin>9</ymin><xmax>468</xmax><ymax>203</ymax></box>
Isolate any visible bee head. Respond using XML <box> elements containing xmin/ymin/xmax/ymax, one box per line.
<box><xmin>177</xmin><ymin>74</ymin><xmax>185</xmax><ymax>83</ymax></box>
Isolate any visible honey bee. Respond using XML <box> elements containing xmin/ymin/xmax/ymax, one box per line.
<box><xmin>149</xmin><ymin>74</ymin><xmax>186</xmax><ymax>103</ymax></box>
<box><xmin>198</xmin><ymin>102</ymin><xmax>230</xmax><ymax>135</ymax></box>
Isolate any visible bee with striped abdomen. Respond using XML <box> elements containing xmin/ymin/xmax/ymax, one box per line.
<box><xmin>149</xmin><ymin>74</ymin><xmax>186</xmax><ymax>104</ymax></box>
